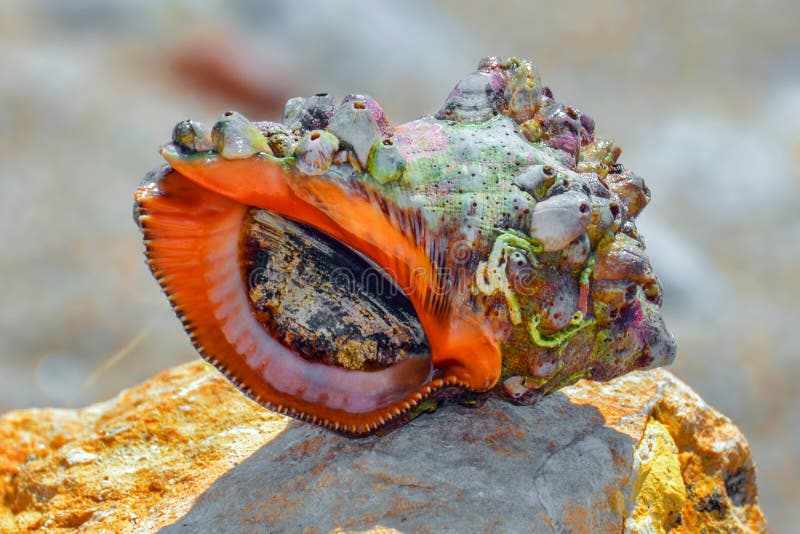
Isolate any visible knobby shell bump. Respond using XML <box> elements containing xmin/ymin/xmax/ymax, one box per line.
<box><xmin>134</xmin><ymin>56</ymin><xmax>676</xmax><ymax>435</ymax></box>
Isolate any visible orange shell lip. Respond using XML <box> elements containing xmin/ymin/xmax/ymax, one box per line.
<box><xmin>140</xmin><ymin>148</ymin><xmax>502</xmax><ymax>433</ymax></box>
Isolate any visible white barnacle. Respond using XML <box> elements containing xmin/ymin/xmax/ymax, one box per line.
<box><xmin>212</xmin><ymin>111</ymin><xmax>271</xmax><ymax>159</ymax></box>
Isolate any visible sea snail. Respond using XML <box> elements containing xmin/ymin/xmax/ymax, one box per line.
<box><xmin>134</xmin><ymin>57</ymin><xmax>675</xmax><ymax>436</ymax></box>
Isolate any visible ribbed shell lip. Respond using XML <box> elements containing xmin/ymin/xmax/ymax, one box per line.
<box><xmin>134</xmin><ymin>167</ymin><xmax>451</xmax><ymax>435</ymax></box>
<box><xmin>158</xmin><ymin>144</ymin><xmax>503</xmax><ymax>394</ymax></box>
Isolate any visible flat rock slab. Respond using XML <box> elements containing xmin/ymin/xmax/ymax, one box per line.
<box><xmin>0</xmin><ymin>361</ymin><xmax>765</xmax><ymax>533</ymax></box>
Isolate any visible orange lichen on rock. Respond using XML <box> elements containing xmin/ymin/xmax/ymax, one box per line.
<box><xmin>653</xmin><ymin>376</ymin><xmax>767</xmax><ymax>533</ymax></box>
<box><xmin>0</xmin><ymin>362</ymin><xmax>289</xmax><ymax>532</ymax></box>
<box><xmin>626</xmin><ymin>419</ymin><xmax>687</xmax><ymax>532</ymax></box>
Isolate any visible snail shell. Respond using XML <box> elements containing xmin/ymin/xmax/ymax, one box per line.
<box><xmin>135</xmin><ymin>57</ymin><xmax>675</xmax><ymax>435</ymax></box>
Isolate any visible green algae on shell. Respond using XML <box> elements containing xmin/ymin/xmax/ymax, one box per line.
<box><xmin>212</xmin><ymin>111</ymin><xmax>272</xmax><ymax>159</ymax></box>
<box><xmin>367</xmin><ymin>138</ymin><xmax>406</xmax><ymax>184</ymax></box>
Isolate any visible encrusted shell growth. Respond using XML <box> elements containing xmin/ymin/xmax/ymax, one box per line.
<box><xmin>212</xmin><ymin>111</ymin><xmax>271</xmax><ymax>159</ymax></box>
<box><xmin>282</xmin><ymin>93</ymin><xmax>336</xmax><ymax>131</ymax></box>
<box><xmin>172</xmin><ymin>120</ymin><xmax>213</xmax><ymax>152</ymax></box>
<box><xmin>435</xmin><ymin>71</ymin><xmax>505</xmax><ymax>122</ymax></box>
<box><xmin>327</xmin><ymin>100</ymin><xmax>381</xmax><ymax>167</ymax></box>
<box><xmin>367</xmin><ymin>138</ymin><xmax>406</xmax><ymax>184</ymax></box>
<box><xmin>254</xmin><ymin>121</ymin><xmax>298</xmax><ymax>158</ymax></box>
<box><xmin>294</xmin><ymin>130</ymin><xmax>339</xmax><ymax>175</ymax></box>
<box><xmin>136</xmin><ymin>56</ymin><xmax>675</xmax><ymax>435</ymax></box>
<box><xmin>529</xmin><ymin>190</ymin><xmax>591</xmax><ymax>251</ymax></box>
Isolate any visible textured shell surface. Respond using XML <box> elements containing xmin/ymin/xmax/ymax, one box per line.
<box><xmin>134</xmin><ymin>57</ymin><xmax>676</xmax><ymax>435</ymax></box>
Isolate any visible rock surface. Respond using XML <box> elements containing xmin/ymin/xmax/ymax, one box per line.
<box><xmin>0</xmin><ymin>361</ymin><xmax>765</xmax><ymax>533</ymax></box>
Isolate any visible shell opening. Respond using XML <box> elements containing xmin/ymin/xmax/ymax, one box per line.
<box><xmin>243</xmin><ymin>208</ymin><xmax>430</xmax><ymax>373</ymax></box>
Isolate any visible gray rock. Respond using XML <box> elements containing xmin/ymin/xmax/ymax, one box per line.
<box><xmin>157</xmin><ymin>368</ymin><xmax>763</xmax><ymax>533</ymax></box>
<box><xmin>162</xmin><ymin>393</ymin><xmax>628</xmax><ymax>533</ymax></box>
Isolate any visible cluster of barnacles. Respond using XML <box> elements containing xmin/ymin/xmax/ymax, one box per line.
<box><xmin>171</xmin><ymin>92</ymin><xmax>407</xmax><ymax>186</ymax></box>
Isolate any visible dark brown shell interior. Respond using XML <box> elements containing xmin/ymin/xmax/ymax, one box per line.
<box><xmin>242</xmin><ymin>209</ymin><xmax>429</xmax><ymax>371</ymax></box>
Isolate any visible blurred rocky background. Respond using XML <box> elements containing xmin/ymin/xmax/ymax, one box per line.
<box><xmin>0</xmin><ymin>0</ymin><xmax>797</xmax><ymax>529</ymax></box>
